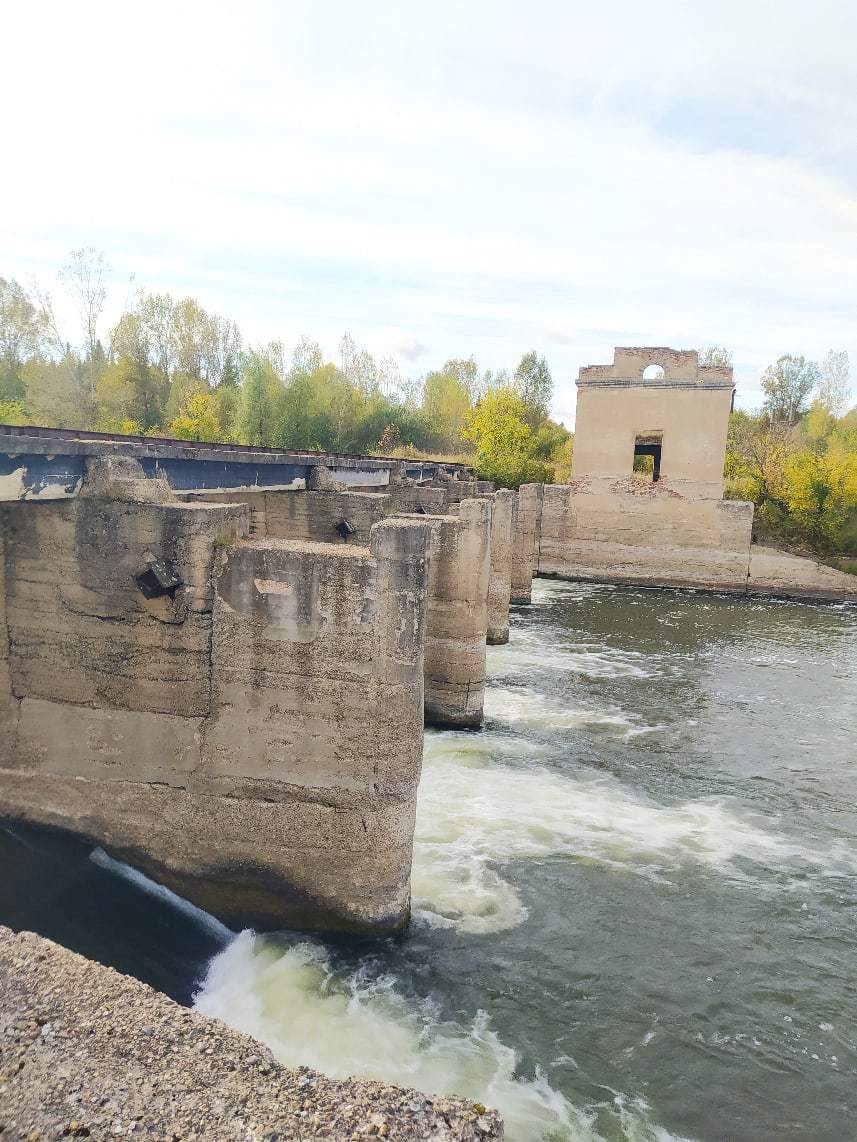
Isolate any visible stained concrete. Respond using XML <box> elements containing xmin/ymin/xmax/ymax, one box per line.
<box><xmin>574</xmin><ymin>347</ymin><xmax>734</xmax><ymax>500</ymax></box>
<box><xmin>0</xmin><ymin>460</ymin><xmax>432</xmax><ymax>935</ymax></box>
<box><xmin>748</xmin><ymin>545</ymin><xmax>857</xmax><ymax>601</ymax></box>
<box><xmin>539</xmin><ymin>484</ymin><xmax>755</xmax><ymax>591</ymax></box>
<box><xmin>510</xmin><ymin>484</ymin><xmax>543</xmax><ymax>604</ymax></box>
<box><xmin>487</xmin><ymin>489</ymin><xmax>514</xmax><ymax>644</ymax></box>
<box><xmin>403</xmin><ymin>499</ymin><xmax>491</xmax><ymax>727</ymax></box>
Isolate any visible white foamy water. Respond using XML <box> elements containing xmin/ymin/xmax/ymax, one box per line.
<box><xmin>194</xmin><ymin>930</ymin><xmax>687</xmax><ymax>1142</ymax></box>
<box><xmin>484</xmin><ymin>685</ymin><xmax>664</xmax><ymax>740</ymax></box>
<box><xmin>412</xmin><ymin>732</ymin><xmax>811</xmax><ymax>934</ymax></box>
<box><xmin>489</xmin><ymin>630</ymin><xmax>656</xmax><ymax>680</ymax></box>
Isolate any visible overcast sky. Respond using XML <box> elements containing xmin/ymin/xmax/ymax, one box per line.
<box><xmin>2</xmin><ymin>0</ymin><xmax>856</xmax><ymax>424</ymax></box>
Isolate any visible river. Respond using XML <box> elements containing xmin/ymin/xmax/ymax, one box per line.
<box><xmin>3</xmin><ymin>580</ymin><xmax>856</xmax><ymax>1140</ymax></box>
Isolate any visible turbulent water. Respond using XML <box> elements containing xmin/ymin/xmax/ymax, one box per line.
<box><xmin>5</xmin><ymin>580</ymin><xmax>857</xmax><ymax>1140</ymax></box>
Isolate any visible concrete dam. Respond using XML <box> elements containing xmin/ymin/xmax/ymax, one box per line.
<box><xmin>2</xmin><ymin>348</ymin><xmax>854</xmax><ymax>940</ymax></box>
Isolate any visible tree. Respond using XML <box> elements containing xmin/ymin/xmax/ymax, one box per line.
<box><xmin>22</xmin><ymin>355</ymin><xmax>91</xmax><ymax>428</ymax></box>
<box><xmin>442</xmin><ymin>357</ymin><xmax>482</xmax><ymax>404</ymax></box>
<box><xmin>463</xmin><ymin>387</ymin><xmax>553</xmax><ymax>488</ymax></box>
<box><xmin>422</xmin><ymin>369</ymin><xmax>471</xmax><ymax>451</ymax></box>
<box><xmin>236</xmin><ymin>352</ymin><xmax>282</xmax><ymax>445</ymax></box>
<box><xmin>817</xmin><ymin>350</ymin><xmax>851</xmax><ymax>416</ymax></box>
<box><xmin>0</xmin><ymin>277</ymin><xmax>50</xmax><ymax>400</ymax></box>
<box><xmin>59</xmin><ymin>248</ymin><xmax>108</xmax><ymax>360</ymax></box>
<box><xmin>171</xmin><ymin>297</ymin><xmax>215</xmax><ymax>382</ymax></box>
<box><xmin>291</xmin><ymin>336</ymin><xmax>323</xmax><ymax>375</ymax></box>
<box><xmin>168</xmin><ymin>391</ymin><xmax>222</xmax><ymax>442</ymax></box>
<box><xmin>761</xmin><ymin>355</ymin><xmax>820</xmax><ymax>426</ymax></box>
<box><xmin>139</xmin><ymin>291</ymin><xmax>176</xmax><ymax>381</ymax></box>
<box><xmin>514</xmin><ymin>350</ymin><xmax>552</xmax><ymax>428</ymax></box>
<box><xmin>699</xmin><ymin>346</ymin><xmax>733</xmax><ymax>367</ymax></box>
<box><xmin>781</xmin><ymin>446</ymin><xmax>857</xmax><ymax>550</ymax></box>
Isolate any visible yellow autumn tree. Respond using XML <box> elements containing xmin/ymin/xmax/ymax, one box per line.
<box><xmin>463</xmin><ymin>387</ymin><xmax>554</xmax><ymax>488</ymax></box>
<box><xmin>167</xmin><ymin>390</ymin><xmax>222</xmax><ymax>442</ymax></box>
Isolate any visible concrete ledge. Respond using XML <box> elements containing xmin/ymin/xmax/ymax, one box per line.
<box><xmin>0</xmin><ymin>926</ymin><xmax>503</xmax><ymax>1140</ymax></box>
<box><xmin>748</xmin><ymin>545</ymin><xmax>857</xmax><ymax>603</ymax></box>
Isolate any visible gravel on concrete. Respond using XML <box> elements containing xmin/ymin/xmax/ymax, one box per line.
<box><xmin>0</xmin><ymin>927</ymin><xmax>503</xmax><ymax>1141</ymax></box>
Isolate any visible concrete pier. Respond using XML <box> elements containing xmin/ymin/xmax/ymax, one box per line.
<box><xmin>417</xmin><ymin>498</ymin><xmax>492</xmax><ymax>727</ymax></box>
<box><xmin>0</xmin><ymin>458</ymin><xmax>431</xmax><ymax>934</ymax></box>
<box><xmin>487</xmin><ymin>489</ymin><xmax>514</xmax><ymax>644</ymax></box>
<box><xmin>510</xmin><ymin>483</ymin><xmax>543</xmax><ymax>604</ymax></box>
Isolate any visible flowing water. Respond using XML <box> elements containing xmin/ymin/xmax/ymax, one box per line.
<box><xmin>4</xmin><ymin>580</ymin><xmax>857</xmax><ymax>1140</ymax></box>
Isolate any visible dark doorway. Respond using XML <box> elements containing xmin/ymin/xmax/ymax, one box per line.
<box><xmin>633</xmin><ymin>434</ymin><xmax>662</xmax><ymax>482</ymax></box>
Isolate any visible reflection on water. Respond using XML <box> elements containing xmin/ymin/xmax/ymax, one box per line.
<box><xmin>5</xmin><ymin>580</ymin><xmax>857</xmax><ymax>1141</ymax></box>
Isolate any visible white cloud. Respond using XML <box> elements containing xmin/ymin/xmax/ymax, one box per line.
<box><xmin>1</xmin><ymin>0</ymin><xmax>856</xmax><ymax>417</ymax></box>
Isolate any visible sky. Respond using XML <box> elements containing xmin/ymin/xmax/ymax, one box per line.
<box><xmin>2</xmin><ymin>0</ymin><xmax>856</xmax><ymax>425</ymax></box>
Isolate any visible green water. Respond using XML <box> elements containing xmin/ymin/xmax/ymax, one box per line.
<box><xmin>196</xmin><ymin>580</ymin><xmax>857</xmax><ymax>1140</ymax></box>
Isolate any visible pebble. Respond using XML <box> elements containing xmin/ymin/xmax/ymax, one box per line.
<box><xmin>0</xmin><ymin>926</ymin><xmax>503</xmax><ymax>1141</ymax></box>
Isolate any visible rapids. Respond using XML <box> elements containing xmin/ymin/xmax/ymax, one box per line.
<box><xmin>195</xmin><ymin>581</ymin><xmax>857</xmax><ymax>1141</ymax></box>
<box><xmin>4</xmin><ymin>579</ymin><xmax>856</xmax><ymax>1140</ymax></box>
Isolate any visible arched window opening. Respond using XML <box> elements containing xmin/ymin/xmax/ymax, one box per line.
<box><xmin>642</xmin><ymin>364</ymin><xmax>665</xmax><ymax>380</ymax></box>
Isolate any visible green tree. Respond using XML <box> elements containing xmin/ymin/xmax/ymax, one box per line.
<box><xmin>22</xmin><ymin>355</ymin><xmax>91</xmax><ymax>428</ymax></box>
<box><xmin>422</xmin><ymin>369</ymin><xmax>471</xmax><ymax>451</ymax></box>
<box><xmin>463</xmin><ymin>387</ymin><xmax>553</xmax><ymax>488</ymax></box>
<box><xmin>761</xmin><ymin>355</ymin><xmax>820</xmax><ymax>426</ymax></box>
<box><xmin>0</xmin><ymin>277</ymin><xmax>50</xmax><ymax>401</ymax></box>
<box><xmin>514</xmin><ymin>350</ymin><xmax>552</xmax><ymax>428</ymax></box>
<box><xmin>236</xmin><ymin>351</ymin><xmax>282</xmax><ymax>445</ymax></box>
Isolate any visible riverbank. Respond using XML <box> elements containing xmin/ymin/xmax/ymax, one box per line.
<box><xmin>0</xmin><ymin>926</ymin><xmax>502</xmax><ymax>1141</ymax></box>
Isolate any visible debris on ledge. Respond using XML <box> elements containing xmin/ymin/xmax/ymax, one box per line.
<box><xmin>0</xmin><ymin>927</ymin><xmax>503</xmax><ymax>1140</ymax></box>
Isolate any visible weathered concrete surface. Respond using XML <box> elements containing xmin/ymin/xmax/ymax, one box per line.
<box><xmin>573</xmin><ymin>347</ymin><xmax>734</xmax><ymax>500</ymax></box>
<box><xmin>182</xmin><ymin>485</ymin><xmax>451</xmax><ymax>542</ymax></box>
<box><xmin>748</xmin><ymin>545</ymin><xmax>857</xmax><ymax>602</ymax></box>
<box><xmin>413</xmin><ymin>499</ymin><xmax>491</xmax><ymax>727</ymax></box>
<box><xmin>440</xmin><ymin>478</ymin><xmax>495</xmax><ymax>506</ymax></box>
<box><xmin>538</xmin><ymin>348</ymin><xmax>758</xmax><ymax>591</ymax></box>
<box><xmin>182</xmin><ymin>487</ymin><xmax>391</xmax><ymax>547</ymax></box>
<box><xmin>385</xmin><ymin>483</ymin><xmax>449</xmax><ymax>514</ymax></box>
<box><xmin>539</xmin><ymin>484</ymin><xmax>755</xmax><ymax>591</ymax></box>
<box><xmin>0</xmin><ymin>926</ymin><xmax>503</xmax><ymax>1141</ymax></box>
<box><xmin>197</xmin><ymin>520</ymin><xmax>430</xmax><ymax>931</ymax></box>
<box><xmin>0</xmin><ymin>460</ymin><xmax>432</xmax><ymax>935</ymax></box>
<box><xmin>510</xmin><ymin>484</ymin><xmax>543</xmax><ymax>604</ymax></box>
<box><xmin>487</xmin><ymin>489</ymin><xmax>514</xmax><ymax>644</ymax></box>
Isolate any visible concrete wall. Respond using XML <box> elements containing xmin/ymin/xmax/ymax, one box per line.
<box><xmin>384</xmin><ymin>484</ymin><xmax>449</xmax><ymax>514</ymax></box>
<box><xmin>748</xmin><ymin>545</ymin><xmax>857</xmax><ymax>602</ymax></box>
<box><xmin>414</xmin><ymin>498</ymin><xmax>491</xmax><ymax>727</ymax></box>
<box><xmin>181</xmin><ymin>487</ymin><xmax>390</xmax><ymax>546</ymax></box>
<box><xmin>573</xmin><ymin>348</ymin><xmax>734</xmax><ymax>500</ymax></box>
<box><xmin>441</xmin><ymin>478</ymin><xmax>495</xmax><ymax>506</ymax></box>
<box><xmin>0</xmin><ymin>461</ymin><xmax>433</xmax><ymax>935</ymax></box>
<box><xmin>538</xmin><ymin>484</ymin><xmax>754</xmax><ymax>590</ymax></box>
<box><xmin>510</xmin><ymin>484</ymin><xmax>543</xmax><ymax>603</ymax></box>
<box><xmin>487</xmin><ymin>489</ymin><xmax>514</xmax><ymax>644</ymax></box>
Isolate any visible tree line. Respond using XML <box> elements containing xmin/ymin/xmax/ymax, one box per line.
<box><xmin>724</xmin><ymin>349</ymin><xmax>857</xmax><ymax>559</ymax></box>
<box><xmin>0</xmin><ymin>252</ymin><xmax>855</xmax><ymax>557</ymax></box>
<box><xmin>0</xmin><ymin>249</ymin><xmax>569</xmax><ymax>487</ymax></box>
